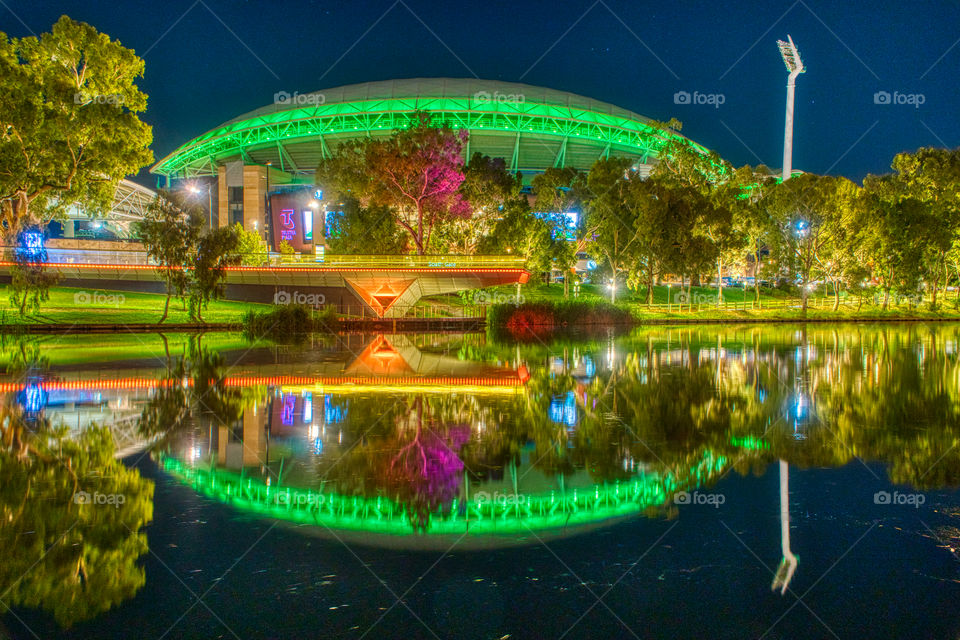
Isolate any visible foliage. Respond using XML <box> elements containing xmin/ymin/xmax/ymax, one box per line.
<box><xmin>189</xmin><ymin>225</ymin><xmax>241</xmax><ymax>321</ymax></box>
<box><xmin>439</xmin><ymin>152</ymin><xmax>520</xmax><ymax>254</ymax></box>
<box><xmin>241</xmin><ymin>304</ymin><xmax>338</xmax><ymax>339</ymax></box>
<box><xmin>316</xmin><ymin>112</ymin><xmax>470</xmax><ymax>254</ymax></box>
<box><xmin>8</xmin><ymin>231</ymin><xmax>61</xmax><ymax>316</ymax></box>
<box><xmin>233</xmin><ymin>222</ymin><xmax>268</xmax><ymax>265</ymax></box>
<box><xmin>136</xmin><ymin>189</ymin><xmax>203</xmax><ymax>323</ymax></box>
<box><xmin>324</xmin><ymin>198</ymin><xmax>407</xmax><ymax>254</ymax></box>
<box><xmin>0</xmin><ymin>406</ymin><xmax>153</xmax><ymax>628</ymax></box>
<box><xmin>0</xmin><ymin>16</ymin><xmax>153</xmax><ymax>237</ymax></box>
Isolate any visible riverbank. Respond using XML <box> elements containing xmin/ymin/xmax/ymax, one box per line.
<box><xmin>2</xmin><ymin>285</ymin><xmax>960</xmax><ymax>333</ymax></box>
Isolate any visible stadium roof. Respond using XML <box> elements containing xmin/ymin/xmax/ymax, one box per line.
<box><xmin>151</xmin><ymin>78</ymin><xmax>708</xmax><ymax>181</ymax></box>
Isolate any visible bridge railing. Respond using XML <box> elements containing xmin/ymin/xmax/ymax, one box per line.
<box><xmin>0</xmin><ymin>246</ymin><xmax>527</xmax><ymax>269</ymax></box>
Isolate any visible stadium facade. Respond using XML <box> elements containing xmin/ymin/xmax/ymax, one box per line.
<box><xmin>150</xmin><ymin>78</ymin><xmax>709</xmax><ymax>252</ymax></box>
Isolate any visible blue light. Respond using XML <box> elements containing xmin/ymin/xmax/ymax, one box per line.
<box><xmin>281</xmin><ymin>394</ymin><xmax>296</xmax><ymax>426</ymax></box>
<box><xmin>18</xmin><ymin>231</ymin><xmax>45</xmax><ymax>261</ymax></box>
<box><xmin>302</xmin><ymin>391</ymin><xmax>313</xmax><ymax>424</ymax></box>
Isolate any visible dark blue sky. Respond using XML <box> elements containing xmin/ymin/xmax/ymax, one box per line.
<box><xmin>4</xmin><ymin>0</ymin><xmax>958</xmax><ymax>186</ymax></box>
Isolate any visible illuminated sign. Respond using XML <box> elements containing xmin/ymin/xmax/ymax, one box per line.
<box><xmin>279</xmin><ymin>209</ymin><xmax>296</xmax><ymax>242</ymax></box>
<box><xmin>303</xmin><ymin>210</ymin><xmax>313</xmax><ymax>242</ymax></box>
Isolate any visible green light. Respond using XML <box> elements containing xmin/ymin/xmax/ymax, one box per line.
<box><xmin>158</xmin><ymin>450</ymin><xmax>726</xmax><ymax>537</ymax></box>
<box><xmin>151</xmin><ymin>96</ymin><xmax>709</xmax><ymax>177</ymax></box>
<box><xmin>730</xmin><ymin>436</ymin><xmax>770</xmax><ymax>450</ymax></box>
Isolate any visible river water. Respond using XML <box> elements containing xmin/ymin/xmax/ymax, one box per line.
<box><xmin>2</xmin><ymin>324</ymin><xmax>960</xmax><ymax>639</ymax></box>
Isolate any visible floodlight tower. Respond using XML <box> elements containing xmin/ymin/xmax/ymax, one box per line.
<box><xmin>777</xmin><ymin>35</ymin><xmax>805</xmax><ymax>182</ymax></box>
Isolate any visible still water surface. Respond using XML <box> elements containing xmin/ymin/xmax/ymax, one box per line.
<box><xmin>2</xmin><ymin>325</ymin><xmax>960</xmax><ymax>639</ymax></box>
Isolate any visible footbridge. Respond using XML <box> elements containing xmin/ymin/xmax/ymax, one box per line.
<box><xmin>0</xmin><ymin>248</ymin><xmax>529</xmax><ymax>318</ymax></box>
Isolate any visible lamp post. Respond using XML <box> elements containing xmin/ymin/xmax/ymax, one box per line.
<box><xmin>777</xmin><ymin>35</ymin><xmax>805</xmax><ymax>183</ymax></box>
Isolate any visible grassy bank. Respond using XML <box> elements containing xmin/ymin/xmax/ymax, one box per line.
<box><xmin>467</xmin><ymin>283</ymin><xmax>960</xmax><ymax>325</ymax></box>
<box><xmin>0</xmin><ymin>286</ymin><xmax>269</xmax><ymax>326</ymax></box>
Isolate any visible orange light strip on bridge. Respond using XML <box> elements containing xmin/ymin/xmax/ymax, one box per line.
<box><xmin>0</xmin><ymin>374</ymin><xmax>527</xmax><ymax>393</ymax></box>
<box><xmin>0</xmin><ymin>262</ymin><xmax>529</xmax><ymax>276</ymax></box>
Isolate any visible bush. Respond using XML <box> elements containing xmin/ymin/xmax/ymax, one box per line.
<box><xmin>488</xmin><ymin>300</ymin><xmax>634</xmax><ymax>339</ymax></box>
<box><xmin>242</xmin><ymin>304</ymin><xmax>337</xmax><ymax>339</ymax></box>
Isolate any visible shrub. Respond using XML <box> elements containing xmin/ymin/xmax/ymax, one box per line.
<box><xmin>242</xmin><ymin>304</ymin><xmax>337</xmax><ymax>339</ymax></box>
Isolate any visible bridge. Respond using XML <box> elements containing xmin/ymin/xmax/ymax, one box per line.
<box><xmin>0</xmin><ymin>245</ymin><xmax>529</xmax><ymax>318</ymax></box>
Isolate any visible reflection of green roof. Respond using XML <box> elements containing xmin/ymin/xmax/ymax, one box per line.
<box><xmin>151</xmin><ymin>78</ymin><xmax>709</xmax><ymax>179</ymax></box>
<box><xmin>159</xmin><ymin>450</ymin><xmax>726</xmax><ymax>540</ymax></box>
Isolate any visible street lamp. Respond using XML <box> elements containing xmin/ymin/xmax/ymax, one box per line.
<box><xmin>777</xmin><ymin>35</ymin><xmax>805</xmax><ymax>182</ymax></box>
<box><xmin>187</xmin><ymin>183</ymin><xmax>213</xmax><ymax>230</ymax></box>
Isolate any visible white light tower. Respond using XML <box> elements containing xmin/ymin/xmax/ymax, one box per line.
<box><xmin>777</xmin><ymin>35</ymin><xmax>805</xmax><ymax>182</ymax></box>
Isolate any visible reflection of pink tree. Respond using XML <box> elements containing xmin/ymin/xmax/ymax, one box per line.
<box><xmin>387</xmin><ymin>399</ymin><xmax>470</xmax><ymax>531</ymax></box>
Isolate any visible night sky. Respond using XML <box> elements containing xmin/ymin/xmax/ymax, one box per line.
<box><xmin>4</xmin><ymin>0</ymin><xmax>958</xmax><ymax>186</ymax></box>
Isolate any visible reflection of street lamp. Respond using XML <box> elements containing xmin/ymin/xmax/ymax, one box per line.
<box><xmin>777</xmin><ymin>35</ymin><xmax>805</xmax><ymax>182</ymax></box>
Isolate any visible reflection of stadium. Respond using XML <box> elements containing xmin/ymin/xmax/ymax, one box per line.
<box><xmin>150</xmin><ymin>78</ymin><xmax>709</xmax><ymax>252</ymax></box>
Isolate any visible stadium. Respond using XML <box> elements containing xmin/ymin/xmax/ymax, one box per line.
<box><xmin>150</xmin><ymin>78</ymin><xmax>710</xmax><ymax>251</ymax></box>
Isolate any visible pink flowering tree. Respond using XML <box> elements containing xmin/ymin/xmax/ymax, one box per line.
<box><xmin>317</xmin><ymin>112</ymin><xmax>470</xmax><ymax>254</ymax></box>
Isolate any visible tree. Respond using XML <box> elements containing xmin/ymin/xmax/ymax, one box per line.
<box><xmin>440</xmin><ymin>152</ymin><xmax>520</xmax><ymax>254</ymax></box>
<box><xmin>8</xmin><ymin>230</ymin><xmax>60</xmax><ymax>316</ymax></box>
<box><xmin>324</xmin><ymin>198</ymin><xmax>407</xmax><ymax>254</ymax></box>
<box><xmin>480</xmin><ymin>196</ymin><xmax>558</xmax><ymax>291</ymax></box>
<box><xmin>0</xmin><ymin>16</ymin><xmax>152</xmax><ymax>237</ymax></box>
<box><xmin>233</xmin><ymin>222</ymin><xmax>268</xmax><ymax>265</ymax></box>
<box><xmin>316</xmin><ymin>112</ymin><xmax>470</xmax><ymax>254</ymax></box>
<box><xmin>136</xmin><ymin>190</ymin><xmax>203</xmax><ymax>323</ymax></box>
<box><xmin>586</xmin><ymin>157</ymin><xmax>641</xmax><ymax>302</ymax></box>
<box><xmin>764</xmin><ymin>174</ymin><xmax>845</xmax><ymax>314</ymax></box>
<box><xmin>189</xmin><ymin>225</ymin><xmax>241</xmax><ymax>322</ymax></box>
<box><xmin>887</xmin><ymin>148</ymin><xmax>960</xmax><ymax>308</ymax></box>
<box><xmin>531</xmin><ymin>167</ymin><xmax>589</xmax><ymax>296</ymax></box>
<box><xmin>733</xmin><ymin>167</ymin><xmax>778</xmax><ymax>306</ymax></box>
<box><xmin>651</xmin><ymin>127</ymin><xmax>738</xmax><ymax>302</ymax></box>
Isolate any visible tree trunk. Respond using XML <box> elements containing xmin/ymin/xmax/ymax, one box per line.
<box><xmin>646</xmin><ymin>270</ymin><xmax>654</xmax><ymax>305</ymax></box>
<box><xmin>159</xmin><ymin>292</ymin><xmax>171</xmax><ymax>324</ymax></box>
<box><xmin>832</xmin><ymin>280</ymin><xmax>840</xmax><ymax>311</ymax></box>
<box><xmin>716</xmin><ymin>257</ymin><xmax>723</xmax><ymax>305</ymax></box>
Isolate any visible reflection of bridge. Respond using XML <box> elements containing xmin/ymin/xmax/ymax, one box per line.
<box><xmin>0</xmin><ymin>252</ymin><xmax>529</xmax><ymax>318</ymax></box>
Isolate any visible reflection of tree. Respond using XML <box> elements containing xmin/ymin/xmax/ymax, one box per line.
<box><xmin>0</xmin><ymin>404</ymin><xmax>153</xmax><ymax>628</ymax></box>
<box><xmin>385</xmin><ymin>398</ymin><xmax>470</xmax><ymax>530</ymax></box>
<box><xmin>137</xmin><ymin>343</ymin><xmax>264</xmax><ymax>450</ymax></box>
<box><xmin>327</xmin><ymin>395</ymin><xmax>474</xmax><ymax>532</ymax></box>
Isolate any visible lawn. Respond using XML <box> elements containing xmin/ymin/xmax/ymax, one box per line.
<box><xmin>0</xmin><ymin>286</ymin><xmax>271</xmax><ymax>326</ymax></box>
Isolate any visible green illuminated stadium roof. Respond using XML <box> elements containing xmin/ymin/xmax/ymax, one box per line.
<box><xmin>151</xmin><ymin>78</ymin><xmax>708</xmax><ymax>179</ymax></box>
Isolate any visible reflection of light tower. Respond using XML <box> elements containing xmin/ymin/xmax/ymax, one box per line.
<box><xmin>771</xmin><ymin>459</ymin><xmax>798</xmax><ymax>594</ymax></box>
<box><xmin>777</xmin><ymin>35</ymin><xmax>805</xmax><ymax>182</ymax></box>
